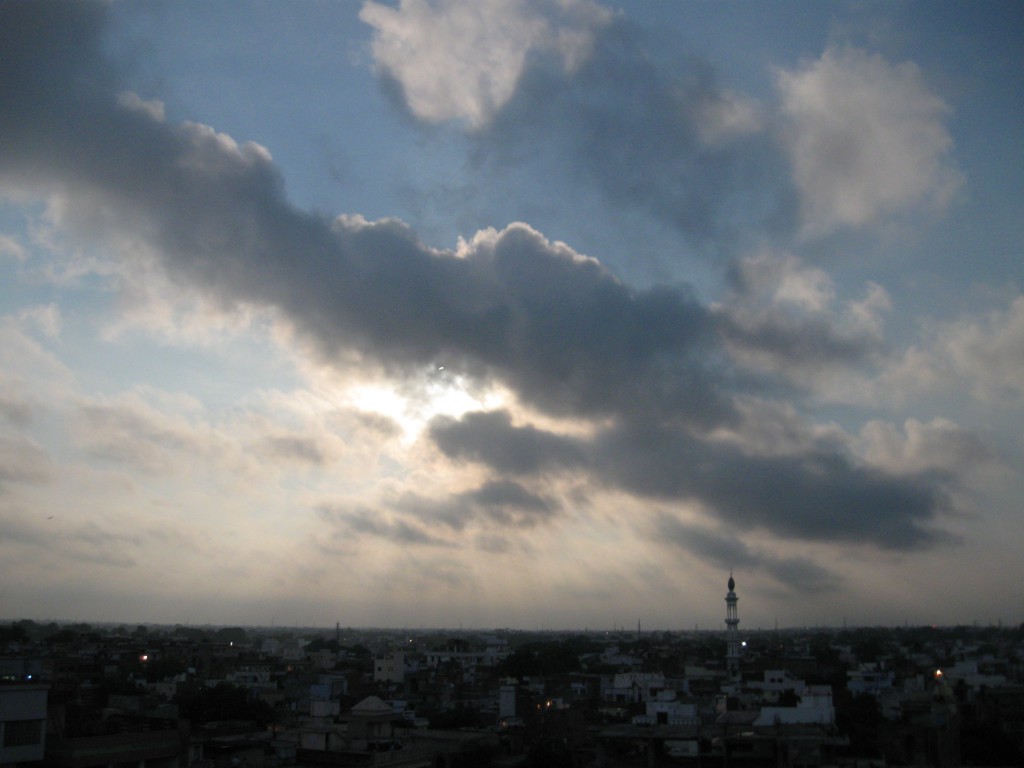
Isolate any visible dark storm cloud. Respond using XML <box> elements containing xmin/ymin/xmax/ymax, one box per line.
<box><xmin>430</xmin><ymin>410</ymin><xmax>585</xmax><ymax>475</ymax></box>
<box><xmin>472</xmin><ymin>17</ymin><xmax>795</xmax><ymax>247</ymax></box>
<box><xmin>390</xmin><ymin>480</ymin><xmax>556</xmax><ymax>533</ymax></box>
<box><xmin>598</xmin><ymin>421</ymin><xmax>949</xmax><ymax>549</ymax></box>
<box><xmin>655</xmin><ymin>514</ymin><xmax>840</xmax><ymax>594</ymax></box>
<box><xmin>716</xmin><ymin>257</ymin><xmax>884</xmax><ymax>371</ymax></box>
<box><xmin>464</xmin><ymin>478</ymin><xmax>551</xmax><ymax>512</ymax></box>
<box><xmin>319</xmin><ymin>504</ymin><xmax>453</xmax><ymax>548</ymax></box>
<box><xmin>460</xmin><ymin>478</ymin><xmax>557</xmax><ymax>527</ymax></box>
<box><xmin>320</xmin><ymin>483</ymin><xmax>553</xmax><ymax>546</ymax></box>
<box><xmin>433</xmin><ymin>409</ymin><xmax>948</xmax><ymax>550</ymax></box>
<box><xmin>1</xmin><ymin>4</ymin><xmax>730</xmax><ymax>427</ymax></box>
<box><xmin>0</xmin><ymin>2</ymin><xmax>956</xmax><ymax>553</ymax></box>
<box><xmin>718</xmin><ymin>313</ymin><xmax>875</xmax><ymax>370</ymax></box>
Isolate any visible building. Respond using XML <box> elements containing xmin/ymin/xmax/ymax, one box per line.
<box><xmin>0</xmin><ymin>681</ymin><xmax>48</xmax><ymax>765</ymax></box>
<box><xmin>374</xmin><ymin>651</ymin><xmax>405</xmax><ymax>684</ymax></box>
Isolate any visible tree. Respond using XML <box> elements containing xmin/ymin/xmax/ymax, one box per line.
<box><xmin>213</xmin><ymin>626</ymin><xmax>247</xmax><ymax>644</ymax></box>
<box><xmin>175</xmin><ymin>682</ymin><xmax>275</xmax><ymax>728</ymax></box>
<box><xmin>835</xmin><ymin>692</ymin><xmax>883</xmax><ymax>757</ymax></box>
<box><xmin>496</xmin><ymin>641</ymin><xmax>582</xmax><ymax>679</ymax></box>
<box><xmin>306</xmin><ymin>637</ymin><xmax>340</xmax><ymax>653</ymax></box>
<box><xmin>145</xmin><ymin>656</ymin><xmax>188</xmax><ymax>683</ymax></box>
<box><xmin>0</xmin><ymin>624</ymin><xmax>28</xmax><ymax>645</ymax></box>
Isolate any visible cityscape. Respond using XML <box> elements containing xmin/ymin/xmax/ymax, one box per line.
<box><xmin>2</xmin><ymin>1</ymin><xmax>1023</xmax><ymax>767</ymax></box>
<box><xmin>3</xmin><ymin>575</ymin><xmax>1024</xmax><ymax>767</ymax></box>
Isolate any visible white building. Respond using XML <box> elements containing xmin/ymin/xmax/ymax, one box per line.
<box><xmin>374</xmin><ymin>652</ymin><xmax>405</xmax><ymax>684</ymax></box>
<box><xmin>607</xmin><ymin>672</ymin><xmax>665</xmax><ymax>704</ymax></box>
<box><xmin>632</xmin><ymin>690</ymin><xmax>699</xmax><ymax>726</ymax></box>
<box><xmin>754</xmin><ymin>685</ymin><xmax>835</xmax><ymax>726</ymax></box>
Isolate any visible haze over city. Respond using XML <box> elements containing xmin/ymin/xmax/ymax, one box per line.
<box><xmin>0</xmin><ymin>0</ymin><xmax>1022</xmax><ymax>632</ymax></box>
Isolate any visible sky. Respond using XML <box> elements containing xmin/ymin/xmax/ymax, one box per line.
<box><xmin>1</xmin><ymin>0</ymin><xmax>1022</xmax><ymax>632</ymax></box>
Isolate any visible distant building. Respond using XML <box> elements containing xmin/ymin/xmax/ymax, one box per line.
<box><xmin>374</xmin><ymin>651</ymin><xmax>405</xmax><ymax>684</ymax></box>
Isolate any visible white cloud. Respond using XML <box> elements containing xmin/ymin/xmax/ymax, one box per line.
<box><xmin>0</xmin><ymin>317</ymin><xmax>75</xmax><ymax>402</ymax></box>
<box><xmin>17</xmin><ymin>304</ymin><xmax>61</xmax><ymax>339</ymax></box>
<box><xmin>0</xmin><ymin>234</ymin><xmax>26</xmax><ymax>261</ymax></box>
<box><xmin>695</xmin><ymin>89</ymin><xmax>762</xmax><ymax>146</ymax></box>
<box><xmin>856</xmin><ymin>417</ymin><xmax>992</xmax><ymax>476</ymax></box>
<box><xmin>734</xmin><ymin>250</ymin><xmax>836</xmax><ymax>312</ymax></box>
<box><xmin>942</xmin><ymin>295</ymin><xmax>1024</xmax><ymax>403</ymax></box>
<box><xmin>719</xmin><ymin>251</ymin><xmax>889</xmax><ymax>391</ymax></box>
<box><xmin>707</xmin><ymin>397</ymin><xmax>847</xmax><ymax>459</ymax></box>
<box><xmin>360</xmin><ymin>0</ymin><xmax>612</xmax><ymax>128</ymax></box>
<box><xmin>117</xmin><ymin>92</ymin><xmax>166</xmax><ymax>122</ymax></box>
<box><xmin>842</xmin><ymin>282</ymin><xmax>891</xmax><ymax>338</ymax></box>
<box><xmin>879</xmin><ymin>294</ymin><xmax>1024</xmax><ymax>406</ymax></box>
<box><xmin>777</xmin><ymin>46</ymin><xmax>961</xmax><ymax>236</ymax></box>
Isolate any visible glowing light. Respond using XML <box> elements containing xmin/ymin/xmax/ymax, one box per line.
<box><xmin>348</xmin><ymin>374</ymin><xmax>505</xmax><ymax>442</ymax></box>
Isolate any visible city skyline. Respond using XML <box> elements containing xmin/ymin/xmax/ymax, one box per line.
<box><xmin>1</xmin><ymin>1</ymin><xmax>1022</xmax><ymax>631</ymax></box>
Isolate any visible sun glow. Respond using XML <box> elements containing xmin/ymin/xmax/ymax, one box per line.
<box><xmin>348</xmin><ymin>372</ymin><xmax>506</xmax><ymax>442</ymax></box>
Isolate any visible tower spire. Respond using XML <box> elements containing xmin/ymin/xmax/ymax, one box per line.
<box><xmin>725</xmin><ymin>571</ymin><xmax>740</xmax><ymax>677</ymax></box>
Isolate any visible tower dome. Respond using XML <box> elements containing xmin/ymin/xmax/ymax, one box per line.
<box><xmin>728</xmin><ymin>573</ymin><xmax>735</xmax><ymax>592</ymax></box>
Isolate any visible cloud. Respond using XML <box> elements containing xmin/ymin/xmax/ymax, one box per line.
<box><xmin>0</xmin><ymin>317</ymin><xmax>75</xmax><ymax>403</ymax></box>
<box><xmin>469</xmin><ymin>17</ymin><xmax>788</xmax><ymax>245</ymax></box>
<box><xmin>0</xmin><ymin>393</ymin><xmax>33</xmax><ymax>429</ymax></box>
<box><xmin>717</xmin><ymin>251</ymin><xmax>890</xmax><ymax>386</ymax></box>
<box><xmin>72</xmin><ymin>399</ymin><xmax>215</xmax><ymax>474</ymax></box>
<box><xmin>776</xmin><ymin>45</ymin><xmax>961</xmax><ymax>236</ymax></box>
<box><xmin>0</xmin><ymin>235</ymin><xmax>27</xmax><ymax>262</ymax></box>
<box><xmin>939</xmin><ymin>295</ymin><xmax>1024</xmax><ymax>403</ymax></box>
<box><xmin>256</xmin><ymin>435</ymin><xmax>329</xmax><ymax>465</ymax></box>
<box><xmin>431</xmin><ymin>407</ymin><xmax>950</xmax><ymax>550</ymax></box>
<box><xmin>359</xmin><ymin>0</ymin><xmax>613</xmax><ymax>129</ymax></box>
<box><xmin>318</xmin><ymin>503</ymin><xmax>454</xmax><ymax>548</ymax></box>
<box><xmin>0</xmin><ymin>508</ymin><xmax>145</xmax><ymax>570</ymax></box>
<box><xmin>359</xmin><ymin>1</ymin><xmax>787</xmax><ymax>246</ymax></box>
<box><xmin>654</xmin><ymin>515</ymin><xmax>841</xmax><ymax>594</ymax></box>
<box><xmin>454</xmin><ymin>478</ymin><xmax>557</xmax><ymax>528</ymax></box>
<box><xmin>318</xmin><ymin>476</ymin><xmax>558</xmax><ymax>550</ymax></box>
<box><xmin>430</xmin><ymin>409</ymin><xmax>584</xmax><ymax>475</ymax></box>
<box><xmin>856</xmin><ymin>417</ymin><xmax>994</xmax><ymax>477</ymax></box>
<box><xmin>874</xmin><ymin>294</ymin><xmax>1024</xmax><ymax>407</ymax></box>
<box><xmin>596</xmin><ymin>420</ymin><xmax>948</xmax><ymax>550</ymax></box>
<box><xmin>0</xmin><ymin>2</ymin><xmax>963</xmax><ymax>558</ymax></box>
<box><xmin>0</xmin><ymin>435</ymin><xmax>52</xmax><ymax>487</ymax></box>
<box><xmin>17</xmin><ymin>304</ymin><xmax>62</xmax><ymax>339</ymax></box>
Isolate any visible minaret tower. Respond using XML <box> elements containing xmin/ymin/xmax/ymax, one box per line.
<box><xmin>725</xmin><ymin>572</ymin><xmax>740</xmax><ymax>677</ymax></box>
